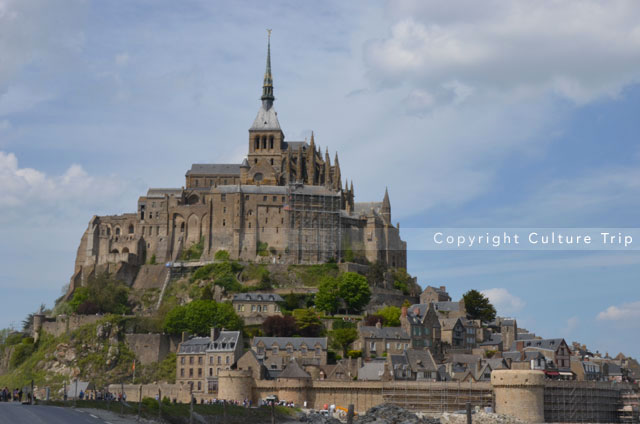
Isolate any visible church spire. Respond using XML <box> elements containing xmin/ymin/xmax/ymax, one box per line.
<box><xmin>261</xmin><ymin>29</ymin><xmax>274</xmax><ymax>109</ymax></box>
<box><xmin>382</xmin><ymin>187</ymin><xmax>391</xmax><ymax>224</ymax></box>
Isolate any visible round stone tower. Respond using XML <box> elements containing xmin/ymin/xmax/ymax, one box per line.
<box><xmin>32</xmin><ymin>314</ymin><xmax>45</xmax><ymax>342</ymax></box>
<box><xmin>218</xmin><ymin>370</ymin><xmax>253</xmax><ymax>403</ymax></box>
<box><xmin>491</xmin><ymin>370</ymin><xmax>545</xmax><ymax>423</ymax></box>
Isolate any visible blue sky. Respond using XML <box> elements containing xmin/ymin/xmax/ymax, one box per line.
<box><xmin>1</xmin><ymin>0</ymin><xmax>640</xmax><ymax>357</ymax></box>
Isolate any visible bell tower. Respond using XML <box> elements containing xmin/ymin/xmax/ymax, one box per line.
<box><xmin>247</xmin><ymin>30</ymin><xmax>284</xmax><ymax>185</ymax></box>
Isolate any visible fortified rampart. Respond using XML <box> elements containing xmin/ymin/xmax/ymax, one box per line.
<box><xmin>108</xmin><ymin>371</ymin><xmax>638</xmax><ymax>423</ymax></box>
<box><xmin>124</xmin><ymin>333</ymin><xmax>180</xmax><ymax>365</ymax></box>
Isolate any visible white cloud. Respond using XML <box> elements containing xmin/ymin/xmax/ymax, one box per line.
<box><xmin>366</xmin><ymin>0</ymin><xmax>640</xmax><ymax>104</ymax></box>
<box><xmin>597</xmin><ymin>301</ymin><xmax>640</xmax><ymax>321</ymax></box>
<box><xmin>0</xmin><ymin>151</ymin><xmax>132</xmax><ymax>222</ymax></box>
<box><xmin>481</xmin><ymin>288</ymin><xmax>525</xmax><ymax>315</ymax></box>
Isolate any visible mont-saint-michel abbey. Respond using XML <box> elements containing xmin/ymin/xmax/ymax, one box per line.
<box><xmin>68</xmin><ymin>37</ymin><xmax>406</xmax><ymax>294</ymax></box>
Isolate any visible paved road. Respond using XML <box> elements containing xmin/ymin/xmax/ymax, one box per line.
<box><xmin>0</xmin><ymin>402</ymin><xmax>142</xmax><ymax>424</ymax></box>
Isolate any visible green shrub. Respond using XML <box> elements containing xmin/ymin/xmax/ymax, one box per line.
<box><xmin>257</xmin><ymin>241</ymin><xmax>269</xmax><ymax>257</ymax></box>
<box><xmin>10</xmin><ymin>342</ymin><xmax>35</xmax><ymax>368</ymax></box>
<box><xmin>148</xmin><ymin>254</ymin><xmax>157</xmax><ymax>265</ymax></box>
<box><xmin>180</xmin><ymin>236</ymin><xmax>204</xmax><ymax>261</ymax></box>
<box><xmin>214</xmin><ymin>250</ymin><xmax>230</xmax><ymax>261</ymax></box>
<box><xmin>346</xmin><ymin>350</ymin><xmax>362</xmax><ymax>358</ymax></box>
<box><xmin>5</xmin><ymin>333</ymin><xmax>24</xmax><ymax>346</ymax></box>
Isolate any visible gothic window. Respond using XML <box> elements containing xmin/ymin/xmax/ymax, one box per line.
<box><xmin>254</xmin><ymin>136</ymin><xmax>259</xmax><ymax>150</ymax></box>
<box><xmin>180</xmin><ymin>222</ymin><xmax>185</xmax><ymax>232</ymax></box>
<box><xmin>115</xmin><ymin>227</ymin><xmax>121</xmax><ymax>236</ymax></box>
<box><xmin>107</xmin><ymin>227</ymin><xmax>111</xmax><ymax>236</ymax></box>
<box><xmin>248</xmin><ymin>223</ymin><xmax>251</xmax><ymax>228</ymax></box>
<box><xmin>262</xmin><ymin>136</ymin><xmax>266</xmax><ymax>149</ymax></box>
<box><xmin>269</xmin><ymin>135</ymin><xmax>274</xmax><ymax>149</ymax></box>
<box><xmin>128</xmin><ymin>224</ymin><xmax>134</xmax><ymax>234</ymax></box>
<box><xmin>254</xmin><ymin>159</ymin><xmax>258</xmax><ymax>164</ymax></box>
<box><xmin>270</xmin><ymin>158</ymin><xmax>274</xmax><ymax>165</ymax></box>
<box><xmin>195</xmin><ymin>179</ymin><xmax>199</xmax><ymax>187</ymax></box>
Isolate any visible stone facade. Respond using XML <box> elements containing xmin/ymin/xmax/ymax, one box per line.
<box><xmin>252</xmin><ymin>337</ymin><xmax>328</xmax><ymax>369</ymax></box>
<box><xmin>66</xmin><ymin>37</ymin><xmax>406</xmax><ymax>297</ymax></box>
<box><xmin>231</xmin><ymin>292</ymin><xmax>283</xmax><ymax>325</ymax></box>
<box><xmin>354</xmin><ymin>322</ymin><xmax>411</xmax><ymax>359</ymax></box>
<box><xmin>175</xmin><ymin>329</ymin><xmax>243</xmax><ymax>394</ymax></box>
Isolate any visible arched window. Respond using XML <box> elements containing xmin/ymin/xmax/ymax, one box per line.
<box><xmin>180</xmin><ymin>222</ymin><xmax>185</xmax><ymax>232</ymax></box>
<box><xmin>262</xmin><ymin>136</ymin><xmax>267</xmax><ymax>149</ymax></box>
<box><xmin>107</xmin><ymin>227</ymin><xmax>111</xmax><ymax>236</ymax></box>
<box><xmin>128</xmin><ymin>224</ymin><xmax>134</xmax><ymax>234</ymax></box>
<box><xmin>111</xmin><ymin>248</ymin><xmax>119</xmax><ymax>254</ymax></box>
<box><xmin>254</xmin><ymin>136</ymin><xmax>259</xmax><ymax>150</ymax></box>
<box><xmin>115</xmin><ymin>227</ymin><xmax>121</xmax><ymax>236</ymax></box>
<box><xmin>270</xmin><ymin>158</ymin><xmax>274</xmax><ymax>165</ymax></box>
<box><xmin>269</xmin><ymin>135</ymin><xmax>274</xmax><ymax>149</ymax></box>
<box><xmin>122</xmin><ymin>247</ymin><xmax>130</xmax><ymax>254</ymax></box>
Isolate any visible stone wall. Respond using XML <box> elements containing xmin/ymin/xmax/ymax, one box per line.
<box><xmin>39</xmin><ymin>315</ymin><xmax>104</xmax><ymax>338</ymax></box>
<box><xmin>132</xmin><ymin>264</ymin><xmax>169</xmax><ymax>290</ymax></box>
<box><xmin>124</xmin><ymin>333</ymin><xmax>180</xmax><ymax>365</ymax></box>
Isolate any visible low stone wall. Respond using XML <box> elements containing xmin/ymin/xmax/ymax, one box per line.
<box><xmin>108</xmin><ymin>383</ymin><xmax>191</xmax><ymax>403</ymax></box>
<box><xmin>39</xmin><ymin>315</ymin><xmax>104</xmax><ymax>338</ymax></box>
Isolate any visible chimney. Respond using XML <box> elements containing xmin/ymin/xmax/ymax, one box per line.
<box><xmin>210</xmin><ymin>327</ymin><xmax>217</xmax><ymax>342</ymax></box>
<box><xmin>401</xmin><ymin>306</ymin><xmax>408</xmax><ymax>318</ymax></box>
<box><xmin>181</xmin><ymin>331</ymin><xmax>187</xmax><ymax>343</ymax></box>
<box><xmin>440</xmin><ymin>286</ymin><xmax>446</xmax><ymax>291</ymax></box>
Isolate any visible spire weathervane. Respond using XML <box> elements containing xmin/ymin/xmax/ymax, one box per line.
<box><xmin>261</xmin><ymin>29</ymin><xmax>274</xmax><ymax>109</ymax></box>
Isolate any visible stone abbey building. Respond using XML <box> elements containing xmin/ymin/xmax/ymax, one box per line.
<box><xmin>68</xmin><ymin>36</ymin><xmax>406</xmax><ymax>292</ymax></box>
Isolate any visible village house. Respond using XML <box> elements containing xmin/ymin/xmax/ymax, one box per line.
<box><xmin>419</xmin><ymin>285</ymin><xmax>452</xmax><ymax>304</ymax></box>
<box><xmin>231</xmin><ymin>292</ymin><xmax>283</xmax><ymax>325</ymax></box>
<box><xmin>354</xmin><ymin>322</ymin><xmax>411</xmax><ymax>359</ymax></box>
<box><xmin>176</xmin><ymin>329</ymin><xmax>243</xmax><ymax>394</ymax></box>
<box><xmin>251</xmin><ymin>337</ymin><xmax>328</xmax><ymax>373</ymax></box>
<box><xmin>400</xmin><ymin>304</ymin><xmax>441</xmax><ymax>351</ymax></box>
<box><xmin>388</xmin><ymin>349</ymin><xmax>439</xmax><ymax>381</ymax></box>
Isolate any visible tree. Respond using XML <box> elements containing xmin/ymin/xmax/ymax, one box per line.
<box><xmin>315</xmin><ymin>276</ymin><xmax>341</xmax><ymax>315</ymax></box>
<box><xmin>70</xmin><ymin>273</ymin><xmax>130</xmax><ymax>315</ymax></box>
<box><xmin>163</xmin><ymin>300</ymin><xmax>243</xmax><ymax>336</ymax></box>
<box><xmin>330</xmin><ymin>328</ymin><xmax>358</xmax><ymax>357</ymax></box>
<box><xmin>338</xmin><ymin>272</ymin><xmax>371</xmax><ymax>314</ymax></box>
<box><xmin>376</xmin><ymin>306</ymin><xmax>402</xmax><ymax>327</ymax></box>
<box><xmin>463</xmin><ymin>290</ymin><xmax>496</xmax><ymax>323</ymax></box>
<box><xmin>262</xmin><ymin>315</ymin><xmax>297</xmax><ymax>337</ymax></box>
<box><xmin>293</xmin><ymin>308</ymin><xmax>325</xmax><ymax>337</ymax></box>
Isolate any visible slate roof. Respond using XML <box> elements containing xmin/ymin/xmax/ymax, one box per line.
<box><xmin>208</xmin><ymin>331</ymin><xmax>241</xmax><ymax>352</ymax></box>
<box><xmin>358</xmin><ymin>361</ymin><xmax>386</xmax><ymax>381</ymax></box>
<box><xmin>253</xmin><ymin>337</ymin><xmax>327</xmax><ymax>350</ymax></box>
<box><xmin>186</xmin><ymin>164</ymin><xmax>242</xmax><ymax>176</ymax></box>
<box><xmin>178</xmin><ymin>331</ymin><xmax>241</xmax><ymax>354</ymax></box>
<box><xmin>449</xmin><ymin>354</ymin><xmax>481</xmax><ymax>365</ymax></box>
<box><xmin>439</xmin><ymin>318</ymin><xmax>462</xmax><ymax>331</ymax></box>
<box><xmin>479</xmin><ymin>333</ymin><xmax>502</xmax><ymax>346</ymax></box>
<box><xmin>406</xmin><ymin>349</ymin><xmax>438</xmax><ymax>372</ymax></box>
<box><xmin>354</xmin><ymin>202</ymin><xmax>383</xmax><ymax>215</ymax></box>
<box><xmin>250</xmin><ymin>105</ymin><xmax>281</xmax><ymax>131</ymax></box>
<box><xmin>284</xmin><ymin>141</ymin><xmax>308</xmax><ymax>150</ymax></box>
<box><xmin>433</xmin><ymin>302</ymin><xmax>462</xmax><ymax>312</ymax></box>
<box><xmin>215</xmin><ymin>184</ymin><xmax>339</xmax><ymax>196</ymax></box>
<box><xmin>483</xmin><ymin>358</ymin><xmax>509</xmax><ymax>370</ymax></box>
<box><xmin>514</xmin><ymin>338</ymin><xmax>567</xmax><ymax>351</ymax></box>
<box><xmin>606</xmin><ymin>363</ymin><xmax>623</xmax><ymax>376</ymax></box>
<box><xmin>502</xmin><ymin>351</ymin><xmax>523</xmax><ymax>361</ymax></box>
<box><xmin>517</xmin><ymin>333</ymin><xmax>536</xmax><ymax>340</ymax></box>
<box><xmin>232</xmin><ymin>293</ymin><xmax>284</xmax><ymax>303</ymax></box>
<box><xmin>279</xmin><ymin>360</ymin><xmax>311</xmax><ymax>379</ymax></box>
<box><xmin>359</xmin><ymin>326</ymin><xmax>410</xmax><ymax>340</ymax></box>
<box><xmin>178</xmin><ymin>337</ymin><xmax>212</xmax><ymax>354</ymax></box>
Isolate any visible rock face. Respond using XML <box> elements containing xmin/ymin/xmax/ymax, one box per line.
<box><xmin>299</xmin><ymin>404</ymin><xmax>524</xmax><ymax>424</ymax></box>
<box><xmin>357</xmin><ymin>404</ymin><xmax>440</xmax><ymax>424</ymax></box>
<box><xmin>440</xmin><ymin>410</ymin><xmax>526</xmax><ymax>424</ymax></box>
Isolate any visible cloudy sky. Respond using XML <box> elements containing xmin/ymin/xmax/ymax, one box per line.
<box><xmin>1</xmin><ymin>0</ymin><xmax>640</xmax><ymax>357</ymax></box>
